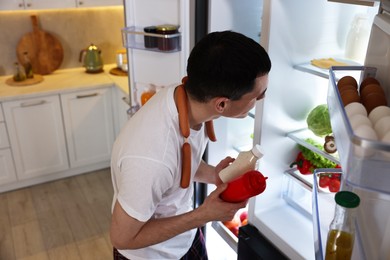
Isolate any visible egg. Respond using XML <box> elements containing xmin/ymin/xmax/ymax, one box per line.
<box><xmin>360</xmin><ymin>83</ymin><xmax>386</xmax><ymax>98</ymax></box>
<box><xmin>360</xmin><ymin>77</ymin><xmax>380</xmax><ymax>93</ymax></box>
<box><xmin>345</xmin><ymin>102</ymin><xmax>367</xmax><ymax>118</ymax></box>
<box><xmin>339</xmin><ymin>84</ymin><xmax>358</xmax><ymax>94</ymax></box>
<box><xmin>368</xmin><ymin>106</ymin><xmax>390</xmax><ymax>125</ymax></box>
<box><xmin>354</xmin><ymin>124</ymin><xmax>378</xmax><ymax>157</ymax></box>
<box><xmin>349</xmin><ymin>114</ymin><xmax>372</xmax><ymax>130</ymax></box>
<box><xmin>341</xmin><ymin>89</ymin><xmax>360</xmax><ymax>107</ymax></box>
<box><xmin>337</xmin><ymin>76</ymin><xmax>358</xmax><ymax>89</ymax></box>
<box><xmin>374</xmin><ymin>115</ymin><xmax>390</xmax><ymax>139</ymax></box>
<box><xmin>361</xmin><ymin>92</ymin><xmax>388</xmax><ymax>114</ymax></box>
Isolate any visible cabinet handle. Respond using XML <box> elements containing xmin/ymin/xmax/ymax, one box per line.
<box><xmin>18</xmin><ymin>3</ymin><xmax>24</xmax><ymax>7</ymax></box>
<box><xmin>27</xmin><ymin>3</ymin><xmax>31</xmax><ymax>7</ymax></box>
<box><xmin>20</xmin><ymin>100</ymin><xmax>46</xmax><ymax>107</ymax></box>
<box><xmin>79</xmin><ymin>1</ymin><xmax>83</xmax><ymax>5</ymax></box>
<box><xmin>76</xmin><ymin>93</ymin><xmax>98</xmax><ymax>99</ymax></box>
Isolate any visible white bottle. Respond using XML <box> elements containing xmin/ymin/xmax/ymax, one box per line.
<box><xmin>219</xmin><ymin>144</ymin><xmax>263</xmax><ymax>183</ymax></box>
<box><xmin>345</xmin><ymin>14</ymin><xmax>370</xmax><ymax>64</ymax></box>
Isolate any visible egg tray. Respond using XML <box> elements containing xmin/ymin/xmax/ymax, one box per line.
<box><xmin>327</xmin><ymin>66</ymin><xmax>390</xmax><ymax>194</ymax></box>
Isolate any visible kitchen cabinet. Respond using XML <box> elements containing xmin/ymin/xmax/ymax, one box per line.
<box><xmin>61</xmin><ymin>87</ymin><xmax>115</xmax><ymax>168</ymax></box>
<box><xmin>0</xmin><ymin>105</ymin><xmax>17</xmax><ymax>186</ymax></box>
<box><xmin>0</xmin><ymin>0</ymin><xmax>75</xmax><ymax>10</ymax></box>
<box><xmin>3</xmin><ymin>95</ymin><xmax>69</xmax><ymax>180</ymax></box>
<box><xmin>77</xmin><ymin>0</ymin><xmax>122</xmax><ymax>7</ymax></box>
<box><xmin>0</xmin><ymin>0</ymin><xmax>121</xmax><ymax>10</ymax></box>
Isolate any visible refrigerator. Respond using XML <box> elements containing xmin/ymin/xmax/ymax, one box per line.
<box><xmin>121</xmin><ymin>0</ymin><xmax>390</xmax><ymax>259</ymax></box>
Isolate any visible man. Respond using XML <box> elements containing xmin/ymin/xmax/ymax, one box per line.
<box><xmin>110</xmin><ymin>31</ymin><xmax>271</xmax><ymax>259</ymax></box>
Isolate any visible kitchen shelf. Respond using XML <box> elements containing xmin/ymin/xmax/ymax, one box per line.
<box><xmin>286</xmin><ymin>128</ymin><xmax>340</xmax><ymax>165</ymax></box>
<box><xmin>122</xmin><ymin>26</ymin><xmax>181</xmax><ymax>53</ymax></box>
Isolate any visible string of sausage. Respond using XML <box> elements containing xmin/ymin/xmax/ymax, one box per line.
<box><xmin>176</xmin><ymin>78</ymin><xmax>217</xmax><ymax>188</ymax></box>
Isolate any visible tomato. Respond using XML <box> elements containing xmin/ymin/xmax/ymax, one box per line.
<box><xmin>319</xmin><ymin>175</ymin><xmax>330</xmax><ymax>188</ymax></box>
<box><xmin>329</xmin><ymin>179</ymin><xmax>341</xmax><ymax>192</ymax></box>
<box><xmin>223</xmin><ymin>218</ymin><xmax>240</xmax><ymax>237</ymax></box>
<box><xmin>239</xmin><ymin>211</ymin><xmax>248</xmax><ymax>223</ymax></box>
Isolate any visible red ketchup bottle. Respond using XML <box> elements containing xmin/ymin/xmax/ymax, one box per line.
<box><xmin>220</xmin><ymin>170</ymin><xmax>268</xmax><ymax>203</ymax></box>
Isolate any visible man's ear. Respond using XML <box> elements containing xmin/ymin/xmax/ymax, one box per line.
<box><xmin>214</xmin><ymin>97</ymin><xmax>229</xmax><ymax>113</ymax></box>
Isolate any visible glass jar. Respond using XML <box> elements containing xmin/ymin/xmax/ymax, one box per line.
<box><xmin>325</xmin><ymin>191</ymin><xmax>360</xmax><ymax>260</ymax></box>
<box><xmin>13</xmin><ymin>62</ymin><xmax>26</xmax><ymax>82</ymax></box>
<box><xmin>143</xmin><ymin>26</ymin><xmax>157</xmax><ymax>48</ymax></box>
<box><xmin>156</xmin><ymin>24</ymin><xmax>179</xmax><ymax>51</ymax></box>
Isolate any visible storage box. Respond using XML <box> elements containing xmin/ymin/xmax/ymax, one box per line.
<box><xmin>327</xmin><ymin>66</ymin><xmax>390</xmax><ymax>194</ymax></box>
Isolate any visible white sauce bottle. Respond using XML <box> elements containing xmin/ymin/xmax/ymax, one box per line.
<box><xmin>219</xmin><ymin>144</ymin><xmax>263</xmax><ymax>183</ymax></box>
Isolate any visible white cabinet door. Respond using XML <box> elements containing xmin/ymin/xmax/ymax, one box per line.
<box><xmin>0</xmin><ymin>149</ymin><xmax>17</xmax><ymax>185</ymax></box>
<box><xmin>76</xmin><ymin>0</ymin><xmax>122</xmax><ymax>7</ymax></box>
<box><xmin>61</xmin><ymin>87</ymin><xmax>115</xmax><ymax>168</ymax></box>
<box><xmin>3</xmin><ymin>95</ymin><xmax>69</xmax><ymax>180</ymax></box>
<box><xmin>0</xmin><ymin>0</ymin><xmax>75</xmax><ymax>10</ymax></box>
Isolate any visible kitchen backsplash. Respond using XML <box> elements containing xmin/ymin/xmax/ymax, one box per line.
<box><xmin>0</xmin><ymin>6</ymin><xmax>124</xmax><ymax>76</ymax></box>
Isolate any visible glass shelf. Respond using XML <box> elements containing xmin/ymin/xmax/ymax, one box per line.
<box><xmin>286</xmin><ymin>128</ymin><xmax>340</xmax><ymax>165</ymax></box>
<box><xmin>211</xmin><ymin>221</ymin><xmax>238</xmax><ymax>253</ymax></box>
<box><xmin>293</xmin><ymin>59</ymin><xmax>361</xmax><ymax>80</ymax></box>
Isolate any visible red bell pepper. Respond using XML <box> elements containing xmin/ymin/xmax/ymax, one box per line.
<box><xmin>290</xmin><ymin>152</ymin><xmax>313</xmax><ymax>174</ymax></box>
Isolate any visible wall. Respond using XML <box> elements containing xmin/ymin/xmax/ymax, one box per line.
<box><xmin>0</xmin><ymin>6</ymin><xmax>124</xmax><ymax>76</ymax></box>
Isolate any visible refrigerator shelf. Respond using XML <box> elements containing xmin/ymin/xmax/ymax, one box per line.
<box><xmin>211</xmin><ymin>221</ymin><xmax>238</xmax><ymax>252</ymax></box>
<box><xmin>293</xmin><ymin>59</ymin><xmax>361</xmax><ymax>79</ymax></box>
<box><xmin>328</xmin><ymin>66</ymin><xmax>390</xmax><ymax>194</ymax></box>
<box><xmin>286</xmin><ymin>128</ymin><xmax>340</xmax><ymax>165</ymax></box>
<box><xmin>122</xmin><ymin>26</ymin><xmax>181</xmax><ymax>53</ymax></box>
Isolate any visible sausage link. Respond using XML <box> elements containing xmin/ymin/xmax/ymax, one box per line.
<box><xmin>180</xmin><ymin>142</ymin><xmax>192</xmax><ymax>188</ymax></box>
<box><xmin>205</xmin><ymin>120</ymin><xmax>217</xmax><ymax>142</ymax></box>
<box><xmin>176</xmin><ymin>85</ymin><xmax>190</xmax><ymax>138</ymax></box>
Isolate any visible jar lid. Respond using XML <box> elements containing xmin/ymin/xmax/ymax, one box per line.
<box><xmin>335</xmin><ymin>191</ymin><xmax>360</xmax><ymax>208</ymax></box>
<box><xmin>144</xmin><ymin>26</ymin><xmax>157</xmax><ymax>33</ymax></box>
<box><xmin>156</xmin><ymin>24</ymin><xmax>179</xmax><ymax>32</ymax></box>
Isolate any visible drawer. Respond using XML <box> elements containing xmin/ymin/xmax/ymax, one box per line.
<box><xmin>0</xmin><ymin>104</ymin><xmax>3</xmax><ymax>122</ymax></box>
<box><xmin>0</xmin><ymin>123</ymin><xmax>10</xmax><ymax>149</ymax></box>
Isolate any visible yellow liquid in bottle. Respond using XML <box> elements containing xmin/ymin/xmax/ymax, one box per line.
<box><xmin>325</xmin><ymin>229</ymin><xmax>354</xmax><ymax>260</ymax></box>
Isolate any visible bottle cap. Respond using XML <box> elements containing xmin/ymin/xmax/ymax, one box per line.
<box><xmin>251</xmin><ymin>144</ymin><xmax>263</xmax><ymax>158</ymax></box>
<box><xmin>335</xmin><ymin>191</ymin><xmax>360</xmax><ymax>208</ymax></box>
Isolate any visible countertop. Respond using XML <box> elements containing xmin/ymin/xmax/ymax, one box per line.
<box><xmin>0</xmin><ymin>64</ymin><xmax>129</xmax><ymax>102</ymax></box>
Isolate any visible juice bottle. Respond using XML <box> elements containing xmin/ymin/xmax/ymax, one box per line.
<box><xmin>325</xmin><ymin>191</ymin><xmax>360</xmax><ymax>260</ymax></box>
<box><xmin>219</xmin><ymin>144</ymin><xmax>263</xmax><ymax>183</ymax></box>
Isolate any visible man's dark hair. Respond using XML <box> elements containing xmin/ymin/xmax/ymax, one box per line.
<box><xmin>186</xmin><ymin>31</ymin><xmax>271</xmax><ymax>102</ymax></box>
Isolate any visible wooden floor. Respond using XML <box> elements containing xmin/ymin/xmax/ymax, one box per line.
<box><xmin>0</xmin><ymin>168</ymin><xmax>114</xmax><ymax>260</ymax></box>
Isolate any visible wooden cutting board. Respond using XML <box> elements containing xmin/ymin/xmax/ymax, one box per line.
<box><xmin>16</xmin><ymin>15</ymin><xmax>64</xmax><ymax>75</ymax></box>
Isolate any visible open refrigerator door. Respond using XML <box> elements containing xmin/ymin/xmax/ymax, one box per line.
<box><xmin>245</xmin><ymin>0</ymin><xmax>385</xmax><ymax>259</ymax></box>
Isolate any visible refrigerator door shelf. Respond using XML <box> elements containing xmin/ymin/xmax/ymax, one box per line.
<box><xmin>328</xmin><ymin>66</ymin><xmax>390</xmax><ymax>194</ymax></box>
<box><xmin>122</xmin><ymin>26</ymin><xmax>181</xmax><ymax>53</ymax></box>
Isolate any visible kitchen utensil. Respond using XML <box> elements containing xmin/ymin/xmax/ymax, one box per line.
<box><xmin>79</xmin><ymin>44</ymin><xmax>104</xmax><ymax>73</ymax></box>
<box><xmin>16</xmin><ymin>15</ymin><xmax>64</xmax><ymax>75</ymax></box>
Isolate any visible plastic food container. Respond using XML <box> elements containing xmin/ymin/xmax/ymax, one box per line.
<box><xmin>327</xmin><ymin>66</ymin><xmax>390</xmax><ymax>194</ymax></box>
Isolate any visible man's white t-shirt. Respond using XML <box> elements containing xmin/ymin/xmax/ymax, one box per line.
<box><xmin>111</xmin><ymin>86</ymin><xmax>209</xmax><ymax>260</ymax></box>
